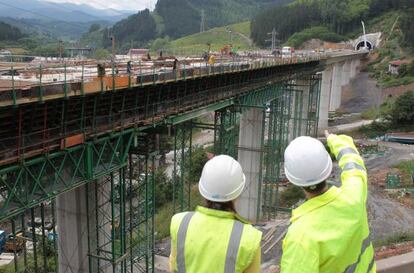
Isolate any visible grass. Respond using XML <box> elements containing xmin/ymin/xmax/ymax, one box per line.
<box><xmin>362</xmin><ymin>11</ymin><xmax>414</xmax><ymax>88</ymax></box>
<box><xmin>155</xmin><ymin>184</ymin><xmax>205</xmax><ymax>240</ymax></box>
<box><xmin>0</xmin><ymin>254</ymin><xmax>56</xmax><ymax>273</ymax></box>
<box><xmin>394</xmin><ymin>160</ymin><xmax>414</xmax><ymax>187</ymax></box>
<box><xmin>351</xmin><ymin>120</ymin><xmax>414</xmax><ymax>138</ymax></box>
<box><xmin>373</xmin><ymin>232</ymin><xmax>414</xmax><ymax>248</ymax></box>
<box><xmin>381</xmin><ymin>75</ymin><xmax>414</xmax><ymax>88</ymax></box>
<box><xmin>167</xmin><ymin>21</ymin><xmax>254</xmax><ymax>55</ymax></box>
<box><xmin>285</xmin><ymin>26</ymin><xmax>345</xmax><ymax>48</ymax></box>
<box><xmin>360</xmin><ymin>107</ymin><xmax>380</xmax><ymax>120</ymax></box>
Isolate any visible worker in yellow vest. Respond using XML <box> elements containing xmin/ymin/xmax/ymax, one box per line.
<box><xmin>280</xmin><ymin>131</ymin><xmax>376</xmax><ymax>273</ymax></box>
<box><xmin>169</xmin><ymin>155</ymin><xmax>262</xmax><ymax>273</ymax></box>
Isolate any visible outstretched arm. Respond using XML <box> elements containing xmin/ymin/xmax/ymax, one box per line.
<box><xmin>325</xmin><ymin>130</ymin><xmax>368</xmax><ymax>202</ymax></box>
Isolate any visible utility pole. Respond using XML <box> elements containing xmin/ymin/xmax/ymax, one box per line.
<box><xmin>266</xmin><ymin>28</ymin><xmax>279</xmax><ymax>52</ymax></box>
<box><xmin>200</xmin><ymin>9</ymin><xmax>205</xmax><ymax>33</ymax></box>
<box><xmin>58</xmin><ymin>40</ymin><xmax>63</xmax><ymax>62</ymax></box>
<box><xmin>111</xmin><ymin>34</ymin><xmax>116</xmax><ymax>62</ymax></box>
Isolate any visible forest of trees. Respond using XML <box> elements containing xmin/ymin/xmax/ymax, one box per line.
<box><xmin>0</xmin><ymin>21</ymin><xmax>24</xmax><ymax>41</ymax></box>
<box><xmin>155</xmin><ymin>0</ymin><xmax>200</xmax><ymax>38</ymax></box>
<box><xmin>110</xmin><ymin>9</ymin><xmax>157</xmax><ymax>48</ymax></box>
<box><xmin>155</xmin><ymin>0</ymin><xmax>292</xmax><ymax>39</ymax></box>
<box><xmin>400</xmin><ymin>9</ymin><xmax>414</xmax><ymax>47</ymax></box>
<box><xmin>251</xmin><ymin>0</ymin><xmax>414</xmax><ymax>47</ymax></box>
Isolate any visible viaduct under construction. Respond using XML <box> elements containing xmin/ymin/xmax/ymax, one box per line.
<box><xmin>0</xmin><ymin>52</ymin><xmax>365</xmax><ymax>273</ymax></box>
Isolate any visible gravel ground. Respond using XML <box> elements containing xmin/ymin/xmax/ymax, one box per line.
<box><xmin>341</xmin><ymin>72</ymin><xmax>383</xmax><ymax>114</ymax></box>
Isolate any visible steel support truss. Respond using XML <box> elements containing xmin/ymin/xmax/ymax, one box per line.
<box><xmin>86</xmin><ymin>146</ymin><xmax>156</xmax><ymax>273</ymax></box>
<box><xmin>0</xmin><ymin>72</ymin><xmax>322</xmax><ymax>273</ymax></box>
<box><xmin>0</xmin><ymin>129</ymin><xmax>134</xmax><ymax>222</ymax></box>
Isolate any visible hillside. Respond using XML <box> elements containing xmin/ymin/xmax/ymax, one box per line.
<box><xmin>0</xmin><ymin>0</ymin><xmax>131</xmax><ymax>22</ymax></box>
<box><xmin>0</xmin><ymin>17</ymin><xmax>111</xmax><ymax>40</ymax></box>
<box><xmin>154</xmin><ymin>0</ymin><xmax>293</xmax><ymax>39</ymax></box>
<box><xmin>80</xmin><ymin>0</ymin><xmax>293</xmax><ymax>52</ymax></box>
<box><xmin>0</xmin><ymin>21</ymin><xmax>24</xmax><ymax>41</ymax></box>
<box><xmin>166</xmin><ymin>21</ymin><xmax>253</xmax><ymax>54</ymax></box>
<box><xmin>251</xmin><ymin>0</ymin><xmax>414</xmax><ymax>47</ymax></box>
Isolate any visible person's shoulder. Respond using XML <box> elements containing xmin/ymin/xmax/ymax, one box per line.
<box><xmin>171</xmin><ymin>211</ymin><xmax>194</xmax><ymax>223</ymax></box>
<box><xmin>170</xmin><ymin>211</ymin><xmax>195</xmax><ymax>237</ymax></box>
<box><xmin>242</xmin><ymin>222</ymin><xmax>263</xmax><ymax>242</ymax></box>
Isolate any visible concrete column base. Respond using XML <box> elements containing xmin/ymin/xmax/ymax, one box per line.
<box><xmin>236</xmin><ymin>108</ymin><xmax>263</xmax><ymax>222</ymax></box>
<box><xmin>318</xmin><ymin>67</ymin><xmax>333</xmax><ymax>135</ymax></box>
<box><xmin>57</xmin><ymin>185</ymin><xmax>89</xmax><ymax>273</ymax></box>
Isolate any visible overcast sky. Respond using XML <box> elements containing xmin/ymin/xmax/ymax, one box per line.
<box><xmin>44</xmin><ymin>0</ymin><xmax>156</xmax><ymax>11</ymax></box>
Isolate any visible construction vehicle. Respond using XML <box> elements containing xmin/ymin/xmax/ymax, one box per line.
<box><xmin>4</xmin><ymin>236</ymin><xmax>25</xmax><ymax>253</ymax></box>
<box><xmin>282</xmin><ymin>46</ymin><xmax>295</xmax><ymax>58</ymax></box>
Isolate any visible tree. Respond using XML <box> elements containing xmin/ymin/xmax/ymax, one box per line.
<box><xmin>88</xmin><ymin>23</ymin><xmax>101</xmax><ymax>33</ymax></box>
<box><xmin>0</xmin><ymin>21</ymin><xmax>24</xmax><ymax>41</ymax></box>
<box><xmin>94</xmin><ymin>48</ymin><xmax>110</xmax><ymax>60</ymax></box>
<box><xmin>150</xmin><ymin>37</ymin><xmax>171</xmax><ymax>52</ymax></box>
<box><xmin>154</xmin><ymin>167</ymin><xmax>173</xmax><ymax>208</ymax></box>
<box><xmin>400</xmin><ymin>9</ymin><xmax>414</xmax><ymax>48</ymax></box>
<box><xmin>184</xmin><ymin>145</ymin><xmax>209</xmax><ymax>184</ymax></box>
<box><xmin>390</xmin><ymin>91</ymin><xmax>414</xmax><ymax>124</ymax></box>
<box><xmin>112</xmin><ymin>9</ymin><xmax>157</xmax><ymax>48</ymax></box>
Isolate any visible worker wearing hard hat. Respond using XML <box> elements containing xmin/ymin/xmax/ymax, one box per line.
<box><xmin>280</xmin><ymin>131</ymin><xmax>376</xmax><ymax>273</ymax></box>
<box><xmin>169</xmin><ymin>155</ymin><xmax>262</xmax><ymax>273</ymax></box>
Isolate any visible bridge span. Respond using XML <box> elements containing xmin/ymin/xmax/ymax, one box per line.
<box><xmin>0</xmin><ymin>51</ymin><xmax>366</xmax><ymax>273</ymax></box>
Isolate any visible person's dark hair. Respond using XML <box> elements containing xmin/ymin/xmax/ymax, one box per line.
<box><xmin>205</xmin><ymin>200</ymin><xmax>236</xmax><ymax>212</ymax></box>
<box><xmin>303</xmin><ymin>181</ymin><xmax>327</xmax><ymax>195</ymax></box>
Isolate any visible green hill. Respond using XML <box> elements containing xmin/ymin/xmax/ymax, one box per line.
<box><xmin>155</xmin><ymin>0</ymin><xmax>292</xmax><ymax>39</ymax></box>
<box><xmin>166</xmin><ymin>21</ymin><xmax>253</xmax><ymax>54</ymax></box>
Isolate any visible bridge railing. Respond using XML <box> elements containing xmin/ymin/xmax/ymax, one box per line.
<box><xmin>0</xmin><ymin>54</ymin><xmax>321</xmax><ymax>107</ymax></box>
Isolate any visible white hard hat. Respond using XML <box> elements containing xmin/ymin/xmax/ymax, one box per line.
<box><xmin>199</xmin><ymin>155</ymin><xmax>246</xmax><ymax>202</ymax></box>
<box><xmin>284</xmin><ymin>136</ymin><xmax>332</xmax><ymax>187</ymax></box>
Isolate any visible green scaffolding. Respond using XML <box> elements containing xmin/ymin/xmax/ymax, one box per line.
<box><xmin>214</xmin><ymin>107</ymin><xmax>240</xmax><ymax>159</ymax></box>
<box><xmin>0</xmin><ymin>202</ymin><xmax>58</xmax><ymax>273</ymax></box>
<box><xmin>172</xmin><ymin>122</ymin><xmax>193</xmax><ymax>213</ymax></box>
<box><xmin>86</xmin><ymin>133</ymin><xmax>156</xmax><ymax>273</ymax></box>
<box><xmin>0</xmin><ymin>72</ymin><xmax>322</xmax><ymax>273</ymax></box>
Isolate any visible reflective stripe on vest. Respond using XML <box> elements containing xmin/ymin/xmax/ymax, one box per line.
<box><xmin>343</xmin><ymin>236</ymin><xmax>372</xmax><ymax>273</ymax></box>
<box><xmin>366</xmin><ymin>256</ymin><xmax>375</xmax><ymax>273</ymax></box>
<box><xmin>337</xmin><ymin>147</ymin><xmax>358</xmax><ymax>161</ymax></box>
<box><xmin>343</xmin><ymin>162</ymin><xmax>366</xmax><ymax>172</ymax></box>
<box><xmin>224</xmin><ymin>220</ymin><xmax>244</xmax><ymax>273</ymax></box>
<box><xmin>177</xmin><ymin>212</ymin><xmax>195</xmax><ymax>273</ymax></box>
<box><xmin>176</xmin><ymin>212</ymin><xmax>245</xmax><ymax>273</ymax></box>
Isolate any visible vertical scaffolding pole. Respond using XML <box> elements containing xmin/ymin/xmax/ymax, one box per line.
<box><xmin>172</xmin><ymin>122</ymin><xmax>193</xmax><ymax>213</ymax></box>
<box><xmin>214</xmin><ymin>106</ymin><xmax>239</xmax><ymax>159</ymax></box>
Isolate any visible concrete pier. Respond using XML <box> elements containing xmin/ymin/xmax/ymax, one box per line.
<box><xmin>319</xmin><ymin>66</ymin><xmax>333</xmax><ymax>134</ymax></box>
<box><xmin>236</xmin><ymin>108</ymin><xmax>263</xmax><ymax>222</ymax></box>
<box><xmin>57</xmin><ymin>179</ymin><xmax>112</xmax><ymax>273</ymax></box>
<box><xmin>57</xmin><ymin>185</ymin><xmax>89</xmax><ymax>273</ymax></box>
<box><xmin>330</xmin><ymin>63</ymin><xmax>343</xmax><ymax>111</ymax></box>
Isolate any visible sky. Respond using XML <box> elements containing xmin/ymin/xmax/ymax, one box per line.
<box><xmin>44</xmin><ymin>0</ymin><xmax>156</xmax><ymax>11</ymax></box>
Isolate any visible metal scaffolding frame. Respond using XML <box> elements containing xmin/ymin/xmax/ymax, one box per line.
<box><xmin>214</xmin><ymin>107</ymin><xmax>240</xmax><ymax>159</ymax></box>
<box><xmin>0</xmin><ymin>70</ymin><xmax>322</xmax><ymax>273</ymax></box>
<box><xmin>86</xmin><ymin>132</ymin><xmax>156</xmax><ymax>273</ymax></box>
<box><xmin>172</xmin><ymin>122</ymin><xmax>193</xmax><ymax>213</ymax></box>
<box><xmin>0</xmin><ymin>201</ymin><xmax>58</xmax><ymax>273</ymax></box>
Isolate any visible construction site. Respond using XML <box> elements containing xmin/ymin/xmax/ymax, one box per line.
<box><xmin>0</xmin><ymin>45</ymin><xmax>413</xmax><ymax>273</ymax></box>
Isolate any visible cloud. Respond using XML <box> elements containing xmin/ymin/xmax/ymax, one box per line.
<box><xmin>43</xmin><ymin>0</ymin><xmax>156</xmax><ymax>11</ymax></box>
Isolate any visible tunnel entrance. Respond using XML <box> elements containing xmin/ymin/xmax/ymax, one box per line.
<box><xmin>355</xmin><ymin>40</ymin><xmax>373</xmax><ymax>50</ymax></box>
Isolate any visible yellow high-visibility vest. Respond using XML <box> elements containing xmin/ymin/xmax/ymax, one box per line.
<box><xmin>170</xmin><ymin>206</ymin><xmax>262</xmax><ymax>273</ymax></box>
<box><xmin>281</xmin><ymin>134</ymin><xmax>376</xmax><ymax>273</ymax></box>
